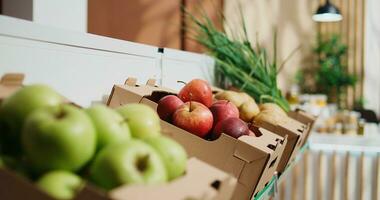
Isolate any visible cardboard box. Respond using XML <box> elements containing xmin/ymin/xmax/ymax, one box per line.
<box><xmin>107</xmin><ymin>78</ymin><xmax>287</xmax><ymax>200</ymax></box>
<box><xmin>0</xmin><ymin>74</ymin><xmax>237</xmax><ymax>200</ymax></box>
<box><xmin>0</xmin><ymin>158</ymin><xmax>236</xmax><ymax>200</ymax></box>
<box><xmin>252</xmin><ymin>116</ymin><xmax>308</xmax><ymax>173</ymax></box>
<box><xmin>288</xmin><ymin>109</ymin><xmax>317</xmax><ymax>147</ymax></box>
<box><xmin>0</xmin><ymin>73</ymin><xmax>24</xmax><ymax>102</ymax></box>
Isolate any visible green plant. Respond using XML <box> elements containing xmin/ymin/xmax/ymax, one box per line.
<box><xmin>314</xmin><ymin>35</ymin><xmax>357</xmax><ymax>108</ymax></box>
<box><xmin>184</xmin><ymin>8</ymin><xmax>290</xmax><ymax>112</ymax></box>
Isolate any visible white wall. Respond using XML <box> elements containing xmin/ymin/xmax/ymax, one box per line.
<box><xmin>364</xmin><ymin>0</ymin><xmax>380</xmax><ymax>115</ymax></box>
<box><xmin>33</xmin><ymin>0</ymin><xmax>87</xmax><ymax>32</ymax></box>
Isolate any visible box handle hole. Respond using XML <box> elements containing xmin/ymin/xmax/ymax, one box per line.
<box><xmin>269</xmin><ymin>157</ymin><xmax>278</xmax><ymax>168</ymax></box>
<box><xmin>211</xmin><ymin>180</ymin><xmax>221</xmax><ymax>190</ymax></box>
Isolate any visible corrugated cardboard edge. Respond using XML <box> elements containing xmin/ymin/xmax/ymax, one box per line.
<box><xmin>109</xmin><ymin>158</ymin><xmax>237</xmax><ymax>200</ymax></box>
<box><xmin>288</xmin><ymin>110</ymin><xmax>317</xmax><ymax>147</ymax></box>
<box><xmin>252</xmin><ymin>117</ymin><xmax>304</xmax><ymax>173</ymax></box>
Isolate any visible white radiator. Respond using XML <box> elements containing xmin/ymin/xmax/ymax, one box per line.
<box><xmin>278</xmin><ymin>134</ymin><xmax>380</xmax><ymax>200</ymax></box>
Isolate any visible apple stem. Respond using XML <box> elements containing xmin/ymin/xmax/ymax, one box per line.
<box><xmin>177</xmin><ymin>80</ymin><xmax>187</xmax><ymax>86</ymax></box>
<box><xmin>189</xmin><ymin>92</ymin><xmax>194</xmax><ymax>112</ymax></box>
<box><xmin>121</xmin><ymin>119</ymin><xmax>129</xmax><ymax>124</ymax></box>
<box><xmin>136</xmin><ymin>155</ymin><xmax>149</xmax><ymax>172</ymax></box>
<box><xmin>55</xmin><ymin>110</ymin><xmax>66</xmax><ymax>119</ymax></box>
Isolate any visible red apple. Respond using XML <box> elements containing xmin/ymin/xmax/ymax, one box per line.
<box><xmin>209</xmin><ymin>100</ymin><xmax>239</xmax><ymax>126</ymax></box>
<box><xmin>178</xmin><ymin>79</ymin><xmax>213</xmax><ymax>107</ymax></box>
<box><xmin>213</xmin><ymin>117</ymin><xmax>249</xmax><ymax>139</ymax></box>
<box><xmin>172</xmin><ymin>101</ymin><xmax>213</xmax><ymax>137</ymax></box>
<box><xmin>157</xmin><ymin>95</ymin><xmax>184</xmax><ymax>121</ymax></box>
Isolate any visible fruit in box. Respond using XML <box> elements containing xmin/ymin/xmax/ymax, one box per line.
<box><xmin>254</xmin><ymin>103</ymin><xmax>290</xmax><ymax>126</ymax></box>
<box><xmin>213</xmin><ymin>117</ymin><xmax>250</xmax><ymax>139</ymax></box>
<box><xmin>215</xmin><ymin>90</ymin><xmax>259</xmax><ymax>122</ymax></box>
<box><xmin>86</xmin><ymin>104</ymin><xmax>131</xmax><ymax>150</ymax></box>
<box><xmin>172</xmin><ymin>101</ymin><xmax>213</xmax><ymax>137</ymax></box>
<box><xmin>22</xmin><ymin>104</ymin><xmax>96</xmax><ymax>172</ymax></box>
<box><xmin>209</xmin><ymin>100</ymin><xmax>239</xmax><ymax>126</ymax></box>
<box><xmin>89</xmin><ymin>140</ymin><xmax>167</xmax><ymax>190</ymax></box>
<box><xmin>0</xmin><ymin>84</ymin><xmax>63</xmax><ymax>154</ymax></box>
<box><xmin>117</xmin><ymin>104</ymin><xmax>161</xmax><ymax>139</ymax></box>
<box><xmin>0</xmin><ymin>82</ymin><xmax>191</xmax><ymax>197</ymax></box>
<box><xmin>178</xmin><ymin>79</ymin><xmax>213</xmax><ymax>107</ymax></box>
<box><xmin>157</xmin><ymin>95</ymin><xmax>184</xmax><ymax>121</ymax></box>
<box><xmin>36</xmin><ymin>170</ymin><xmax>83</xmax><ymax>200</ymax></box>
<box><xmin>144</xmin><ymin>136</ymin><xmax>187</xmax><ymax>180</ymax></box>
<box><xmin>259</xmin><ymin>103</ymin><xmax>287</xmax><ymax>117</ymax></box>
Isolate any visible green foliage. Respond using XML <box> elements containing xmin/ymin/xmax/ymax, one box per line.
<box><xmin>184</xmin><ymin>8</ymin><xmax>290</xmax><ymax>112</ymax></box>
<box><xmin>314</xmin><ymin>35</ymin><xmax>357</xmax><ymax>95</ymax></box>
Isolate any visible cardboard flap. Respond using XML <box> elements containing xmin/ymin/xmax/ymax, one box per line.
<box><xmin>288</xmin><ymin>109</ymin><xmax>317</xmax><ymax>125</ymax></box>
<box><xmin>109</xmin><ymin>158</ymin><xmax>236</xmax><ymax>200</ymax></box>
<box><xmin>0</xmin><ymin>73</ymin><xmax>24</xmax><ymax>86</ymax></box>
<box><xmin>0</xmin><ymin>73</ymin><xmax>25</xmax><ymax>101</ymax></box>
<box><xmin>146</xmin><ymin>79</ymin><xmax>156</xmax><ymax>87</ymax></box>
<box><xmin>234</xmin><ymin>135</ymin><xmax>272</xmax><ymax>163</ymax></box>
<box><xmin>124</xmin><ymin>77</ymin><xmax>137</xmax><ymax>86</ymax></box>
<box><xmin>278</xmin><ymin>118</ymin><xmax>307</xmax><ymax>137</ymax></box>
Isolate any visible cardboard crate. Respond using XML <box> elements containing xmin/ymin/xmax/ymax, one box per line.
<box><xmin>0</xmin><ymin>73</ymin><xmax>24</xmax><ymax>103</ymax></box>
<box><xmin>0</xmin><ymin>73</ymin><xmax>237</xmax><ymax>200</ymax></box>
<box><xmin>288</xmin><ymin>109</ymin><xmax>317</xmax><ymax>147</ymax></box>
<box><xmin>0</xmin><ymin>158</ymin><xmax>236</xmax><ymax>200</ymax></box>
<box><xmin>252</xmin><ymin>116</ymin><xmax>308</xmax><ymax>173</ymax></box>
<box><xmin>107</xmin><ymin>78</ymin><xmax>287</xmax><ymax>200</ymax></box>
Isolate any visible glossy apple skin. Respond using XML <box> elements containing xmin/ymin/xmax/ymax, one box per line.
<box><xmin>209</xmin><ymin>100</ymin><xmax>239</xmax><ymax>126</ymax></box>
<box><xmin>22</xmin><ymin>104</ymin><xmax>96</xmax><ymax>172</ymax></box>
<box><xmin>178</xmin><ymin>79</ymin><xmax>213</xmax><ymax>107</ymax></box>
<box><xmin>89</xmin><ymin>140</ymin><xmax>167</xmax><ymax>190</ymax></box>
<box><xmin>172</xmin><ymin>101</ymin><xmax>213</xmax><ymax>137</ymax></box>
<box><xmin>213</xmin><ymin>117</ymin><xmax>250</xmax><ymax>139</ymax></box>
<box><xmin>85</xmin><ymin>105</ymin><xmax>131</xmax><ymax>151</ymax></box>
<box><xmin>36</xmin><ymin>170</ymin><xmax>83</xmax><ymax>200</ymax></box>
<box><xmin>144</xmin><ymin>136</ymin><xmax>187</xmax><ymax>180</ymax></box>
<box><xmin>0</xmin><ymin>84</ymin><xmax>63</xmax><ymax>155</ymax></box>
<box><xmin>157</xmin><ymin>95</ymin><xmax>184</xmax><ymax>122</ymax></box>
<box><xmin>117</xmin><ymin>104</ymin><xmax>161</xmax><ymax>139</ymax></box>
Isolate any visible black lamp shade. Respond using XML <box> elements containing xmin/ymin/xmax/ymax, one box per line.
<box><xmin>313</xmin><ymin>0</ymin><xmax>342</xmax><ymax>22</ymax></box>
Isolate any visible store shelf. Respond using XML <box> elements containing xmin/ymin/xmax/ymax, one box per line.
<box><xmin>253</xmin><ymin>143</ymin><xmax>310</xmax><ymax>200</ymax></box>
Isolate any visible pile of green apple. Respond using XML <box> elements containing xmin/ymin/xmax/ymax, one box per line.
<box><xmin>0</xmin><ymin>84</ymin><xmax>187</xmax><ymax>199</ymax></box>
<box><xmin>156</xmin><ymin>79</ymin><xmax>255</xmax><ymax>140</ymax></box>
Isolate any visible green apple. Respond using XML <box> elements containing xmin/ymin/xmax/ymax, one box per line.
<box><xmin>144</xmin><ymin>136</ymin><xmax>187</xmax><ymax>180</ymax></box>
<box><xmin>36</xmin><ymin>170</ymin><xmax>83</xmax><ymax>200</ymax></box>
<box><xmin>22</xmin><ymin>104</ymin><xmax>96</xmax><ymax>172</ymax></box>
<box><xmin>86</xmin><ymin>104</ymin><xmax>131</xmax><ymax>150</ymax></box>
<box><xmin>116</xmin><ymin>104</ymin><xmax>161</xmax><ymax>139</ymax></box>
<box><xmin>0</xmin><ymin>84</ymin><xmax>63</xmax><ymax>155</ymax></box>
<box><xmin>89</xmin><ymin>140</ymin><xmax>167</xmax><ymax>190</ymax></box>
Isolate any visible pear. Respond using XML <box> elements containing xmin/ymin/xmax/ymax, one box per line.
<box><xmin>259</xmin><ymin>103</ymin><xmax>287</xmax><ymax>117</ymax></box>
<box><xmin>253</xmin><ymin>110</ymin><xmax>289</xmax><ymax>126</ymax></box>
<box><xmin>239</xmin><ymin>100</ymin><xmax>260</xmax><ymax>122</ymax></box>
<box><xmin>214</xmin><ymin>91</ymin><xmax>244</xmax><ymax>108</ymax></box>
<box><xmin>239</xmin><ymin>92</ymin><xmax>253</xmax><ymax>103</ymax></box>
<box><xmin>215</xmin><ymin>90</ymin><xmax>261</xmax><ymax>122</ymax></box>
